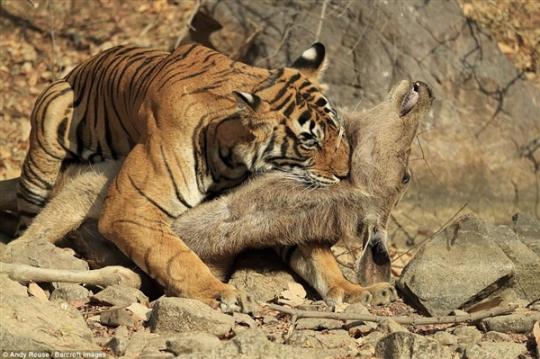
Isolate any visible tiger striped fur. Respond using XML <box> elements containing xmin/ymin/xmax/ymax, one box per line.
<box><xmin>17</xmin><ymin>43</ymin><xmax>350</xmax><ymax>309</ymax></box>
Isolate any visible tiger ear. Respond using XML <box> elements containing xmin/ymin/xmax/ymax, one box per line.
<box><xmin>290</xmin><ymin>42</ymin><xmax>327</xmax><ymax>82</ymax></box>
<box><xmin>232</xmin><ymin>91</ymin><xmax>262</xmax><ymax>113</ymax></box>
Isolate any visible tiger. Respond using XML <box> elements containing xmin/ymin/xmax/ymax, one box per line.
<box><xmin>2</xmin><ymin>80</ymin><xmax>432</xmax><ymax>308</ymax></box>
<box><xmin>16</xmin><ymin>42</ymin><xmax>350</xmax><ymax>310</ymax></box>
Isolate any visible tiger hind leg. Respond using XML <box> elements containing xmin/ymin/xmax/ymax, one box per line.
<box><xmin>17</xmin><ymin>80</ymin><xmax>75</xmax><ymax>232</ymax></box>
<box><xmin>279</xmin><ymin>244</ymin><xmax>398</xmax><ymax>306</ymax></box>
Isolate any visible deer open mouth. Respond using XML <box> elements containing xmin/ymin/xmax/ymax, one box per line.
<box><xmin>399</xmin><ymin>81</ymin><xmax>433</xmax><ymax>117</ymax></box>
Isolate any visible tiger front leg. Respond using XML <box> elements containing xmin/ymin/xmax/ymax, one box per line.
<box><xmin>98</xmin><ymin>143</ymin><xmax>250</xmax><ymax>313</ymax></box>
<box><xmin>287</xmin><ymin>244</ymin><xmax>397</xmax><ymax>306</ymax></box>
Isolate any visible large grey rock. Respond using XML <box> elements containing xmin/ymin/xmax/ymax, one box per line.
<box><xmin>375</xmin><ymin>332</ymin><xmax>453</xmax><ymax>359</ymax></box>
<box><xmin>398</xmin><ymin>216</ymin><xmax>515</xmax><ymax>315</ymax></box>
<box><xmin>91</xmin><ymin>284</ymin><xmax>148</xmax><ymax>306</ymax></box>
<box><xmin>512</xmin><ymin>213</ymin><xmax>540</xmax><ymax>257</ymax></box>
<box><xmin>478</xmin><ymin>311</ymin><xmax>540</xmax><ymax>334</ymax></box>
<box><xmin>0</xmin><ymin>276</ymin><xmax>98</xmax><ymax>351</ymax></box>
<box><xmin>465</xmin><ymin>341</ymin><xmax>527</xmax><ymax>359</ymax></box>
<box><xmin>206</xmin><ymin>0</ymin><xmax>540</xmax><ymax>225</ymax></box>
<box><xmin>149</xmin><ymin>297</ymin><xmax>234</xmax><ymax>337</ymax></box>
<box><xmin>1</xmin><ymin>239</ymin><xmax>88</xmax><ymax>270</ymax></box>
<box><xmin>229</xmin><ymin>250</ymin><xmax>302</xmax><ymax>303</ymax></box>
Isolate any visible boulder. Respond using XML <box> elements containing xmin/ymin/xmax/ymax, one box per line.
<box><xmin>149</xmin><ymin>297</ymin><xmax>234</xmax><ymax>337</ymax></box>
<box><xmin>100</xmin><ymin>307</ymin><xmax>136</xmax><ymax>328</ymax></box>
<box><xmin>375</xmin><ymin>332</ymin><xmax>453</xmax><ymax>359</ymax></box>
<box><xmin>398</xmin><ymin>216</ymin><xmax>514</xmax><ymax>315</ymax></box>
<box><xmin>0</xmin><ymin>276</ymin><xmax>98</xmax><ymax>351</ymax></box>
<box><xmin>91</xmin><ymin>284</ymin><xmax>148</xmax><ymax>307</ymax></box>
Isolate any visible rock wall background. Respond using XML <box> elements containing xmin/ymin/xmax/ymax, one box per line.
<box><xmin>0</xmin><ymin>0</ymin><xmax>539</xmax><ymax>244</ymax></box>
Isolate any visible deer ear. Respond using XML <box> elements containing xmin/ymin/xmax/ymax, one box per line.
<box><xmin>232</xmin><ymin>91</ymin><xmax>261</xmax><ymax>113</ymax></box>
<box><xmin>290</xmin><ymin>43</ymin><xmax>327</xmax><ymax>82</ymax></box>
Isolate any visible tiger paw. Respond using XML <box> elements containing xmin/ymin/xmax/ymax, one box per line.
<box><xmin>362</xmin><ymin>282</ymin><xmax>398</xmax><ymax>305</ymax></box>
<box><xmin>216</xmin><ymin>285</ymin><xmax>258</xmax><ymax>315</ymax></box>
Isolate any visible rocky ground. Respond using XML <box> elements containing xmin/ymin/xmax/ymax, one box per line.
<box><xmin>1</xmin><ymin>213</ymin><xmax>539</xmax><ymax>358</ymax></box>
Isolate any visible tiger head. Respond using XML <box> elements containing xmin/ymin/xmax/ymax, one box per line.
<box><xmin>236</xmin><ymin>43</ymin><xmax>350</xmax><ymax>187</ymax></box>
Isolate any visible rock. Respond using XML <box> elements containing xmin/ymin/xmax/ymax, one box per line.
<box><xmin>432</xmin><ymin>331</ymin><xmax>458</xmax><ymax>346</ymax></box>
<box><xmin>344</xmin><ymin>302</ymin><xmax>370</xmax><ymax>314</ymax></box>
<box><xmin>149</xmin><ymin>297</ymin><xmax>234</xmax><ymax>337</ymax></box>
<box><xmin>465</xmin><ymin>341</ymin><xmax>527</xmax><ymax>359</ymax></box>
<box><xmin>100</xmin><ymin>307</ymin><xmax>135</xmax><ymax>327</ymax></box>
<box><xmin>233</xmin><ymin>312</ymin><xmax>257</xmax><ymax>328</ymax></box>
<box><xmin>123</xmin><ymin>331</ymin><xmax>168</xmax><ymax>358</ymax></box>
<box><xmin>375</xmin><ymin>332</ymin><xmax>453</xmax><ymax>359</ymax></box>
<box><xmin>453</xmin><ymin>325</ymin><xmax>482</xmax><ymax>349</ymax></box>
<box><xmin>0</xmin><ymin>279</ymin><xmax>98</xmax><ymax>351</ymax></box>
<box><xmin>166</xmin><ymin>332</ymin><xmax>222</xmax><ymax>355</ymax></box>
<box><xmin>1</xmin><ymin>239</ymin><xmax>88</xmax><ymax>271</ymax></box>
<box><xmin>229</xmin><ymin>249</ymin><xmax>301</xmax><ymax>303</ymax></box>
<box><xmin>295</xmin><ymin>318</ymin><xmax>343</xmax><ymax>330</ymax></box>
<box><xmin>487</xmin><ymin>224</ymin><xmax>540</xmax><ymax>304</ymax></box>
<box><xmin>106</xmin><ymin>326</ymin><xmax>130</xmax><ymax>356</ymax></box>
<box><xmin>262</xmin><ymin>315</ymin><xmax>278</xmax><ymax>325</ymax></box>
<box><xmin>398</xmin><ymin>216</ymin><xmax>514</xmax><ymax>315</ymax></box>
<box><xmin>377</xmin><ymin>319</ymin><xmax>409</xmax><ymax>334</ymax></box>
<box><xmin>50</xmin><ymin>284</ymin><xmax>90</xmax><ymax>302</ymax></box>
<box><xmin>481</xmin><ymin>331</ymin><xmax>512</xmax><ymax>342</ymax></box>
<box><xmin>512</xmin><ymin>213</ymin><xmax>540</xmax><ymax>257</ymax></box>
<box><xmin>0</xmin><ymin>274</ymin><xmax>27</xmax><ymax>298</ymax></box>
<box><xmin>478</xmin><ymin>311</ymin><xmax>540</xmax><ymax>333</ymax></box>
<box><xmin>91</xmin><ymin>284</ymin><xmax>148</xmax><ymax>307</ymax></box>
<box><xmin>287</xmin><ymin>329</ymin><xmax>357</xmax><ymax>352</ymax></box>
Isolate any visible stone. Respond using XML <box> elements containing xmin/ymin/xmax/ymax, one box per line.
<box><xmin>106</xmin><ymin>326</ymin><xmax>130</xmax><ymax>356</ymax></box>
<box><xmin>123</xmin><ymin>331</ymin><xmax>167</xmax><ymax>358</ymax></box>
<box><xmin>91</xmin><ymin>284</ymin><xmax>148</xmax><ymax>307</ymax></box>
<box><xmin>126</xmin><ymin>302</ymin><xmax>152</xmax><ymax>321</ymax></box>
<box><xmin>166</xmin><ymin>332</ymin><xmax>222</xmax><ymax>355</ymax></box>
<box><xmin>481</xmin><ymin>331</ymin><xmax>512</xmax><ymax>342</ymax></box>
<box><xmin>1</xmin><ymin>239</ymin><xmax>88</xmax><ymax>271</ymax></box>
<box><xmin>287</xmin><ymin>329</ymin><xmax>357</xmax><ymax>352</ymax></box>
<box><xmin>100</xmin><ymin>307</ymin><xmax>135</xmax><ymax>327</ymax></box>
<box><xmin>375</xmin><ymin>332</ymin><xmax>453</xmax><ymax>359</ymax></box>
<box><xmin>0</xmin><ymin>274</ymin><xmax>28</xmax><ymax>298</ymax></box>
<box><xmin>453</xmin><ymin>325</ymin><xmax>482</xmax><ymax>350</ymax></box>
<box><xmin>229</xmin><ymin>249</ymin><xmax>301</xmax><ymax>303</ymax></box>
<box><xmin>295</xmin><ymin>317</ymin><xmax>343</xmax><ymax>330</ymax></box>
<box><xmin>478</xmin><ymin>311</ymin><xmax>540</xmax><ymax>333</ymax></box>
<box><xmin>262</xmin><ymin>315</ymin><xmax>278</xmax><ymax>325</ymax></box>
<box><xmin>344</xmin><ymin>302</ymin><xmax>370</xmax><ymax>314</ymax></box>
<box><xmin>149</xmin><ymin>297</ymin><xmax>234</xmax><ymax>337</ymax></box>
<box><xmin>233</xmin><ymin>312</ymin><xmax>257</xmax><ymax>328</ymax></box>
<box><xmin>432</xmin><ymin>331</ymin><xmax>458</xmax><ymax>346</ymax></box>
<box><xmin>512</xmin><ymin>213</ymin><xmax>540</xmax><ymax>257</ymax></box>
<box><xmin>465</xmin><ymin>341</ymin><xmax>527</xmax><ymax>359</ymax></box>
<box><xmin>398</xmin><ymin>216</ymin><xmax>514</xmax><ymax>315</ymax></box>
<box><xmin>377</xmin><ymin>319</ymin><xmax>409</xmax><ymax>334</ymax></box>
<box><xmin>487</xmin><ymin>224</ymin><xmax>540</xmax><ymax>304</ymax></box>
<box><xmin>0</xmin><ymin>279</ymin><xmax>98</xmax><ymax>351</ymax></box>
<box><xmin>50</xmin><ymin>283</ymin><xmax>90</xmax><ymax>302</ymax></box>
<box><xmin>27</xmin><ymin>282</ymin><xmax>48</xmax><ymax>301</ymax></box>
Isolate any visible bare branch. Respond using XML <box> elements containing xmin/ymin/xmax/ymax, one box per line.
<box><xmin>265</xmin><ymin>302</ymin><xmax>518</xmax><ymax>325</ymax></box>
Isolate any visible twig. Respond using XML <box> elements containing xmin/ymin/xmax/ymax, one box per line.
<box><xmin>314</xmin><ymin>0</ymin><xmax>328</xmax><ymax>42</ymax></box>
<box><xmin>391</xmin><ymin>202</ymin><xmax>468</xmax><ymax>262</ymax></box>
<box><xmin>265</xmin><ymin>303</ymin><xmax>518</xmax><ymax>325</ymax></box>
<box><xmin>284</xmin><ymin>314</ymin><xmax>297</xmax><ymax>343</ymax></box>
<box><xmin>174</xmin><ymin>0</ymin><xmax>201</xmax><ymax>49</ymax></box>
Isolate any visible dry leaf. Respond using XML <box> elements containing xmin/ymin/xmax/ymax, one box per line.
<box><xmin>127</xmin><ymin>302</ymin><xmax>151</xmax><ymax>321</ymax></box>
<box><xmin>278</xmin><ymin>282</ymin><xmax>306</xmax><ymax>307</ymax></box>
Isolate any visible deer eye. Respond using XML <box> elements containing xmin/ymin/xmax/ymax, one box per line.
<box><xmin>402</xmin><ymin>170</ymin><xmax>411</xmax><ymax>184</ymax></box>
